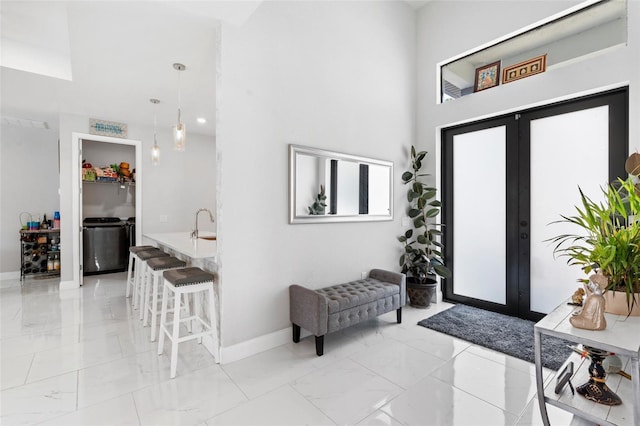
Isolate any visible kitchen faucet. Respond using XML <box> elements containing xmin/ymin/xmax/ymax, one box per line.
<box><xmin>191</xmin><ymin>208</ymin><xmax>215</xmax><ymax>239</ymax></box>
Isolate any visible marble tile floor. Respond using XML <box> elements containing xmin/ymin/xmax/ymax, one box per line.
<box><xmin>0</xmin><ymin>273</ymin><xmax>593</xmax><ymax>426</ymax></box>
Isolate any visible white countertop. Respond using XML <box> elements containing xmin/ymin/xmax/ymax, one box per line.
<box><xmin>144</xmin><ymin>232</ymin><xmax>217</xmax><ymax>259</ymax></box>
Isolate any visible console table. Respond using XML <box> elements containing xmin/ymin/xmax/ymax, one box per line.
<box><xmin>534</xmin><ymin>301</ymin><xmax>640</xmax><ymax>426</ymax></box>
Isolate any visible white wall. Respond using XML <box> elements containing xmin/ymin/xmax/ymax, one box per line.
<box><xmin>56</xmin><ymin>113</ymin><xmax>216</xmax><ymax>282</ymax></box>
<box><xmin>0</xmin><ymin>125</ymin><xmax>60</xmax><ymax>276</ymax></box>
<box><xmin>417</xmin><ymin>0</ymin><xmax>639</xmax><ymax>159</ymax></box>
<box><xmin>218</xmin><ymin>0</ymin><xmax>415</xmax><ymax>350</ymax></box>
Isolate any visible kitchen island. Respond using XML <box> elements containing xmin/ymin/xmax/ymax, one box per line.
<box><xmin>143</xmin><ymin>232</ymin><xmax>220</xmax><ymax>362</ymax></box>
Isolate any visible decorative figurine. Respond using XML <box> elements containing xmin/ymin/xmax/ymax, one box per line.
<box><xmin>576</xmin><ymin>346</ymin><xmax>622</xmax><ymax>406</ymax></box>
<box><xmin>569</xmin><ymin>287</ymin><xmax>585</xmax><ymax>306</ymax></box>
<box><xmin>570</xmin><ymin>278</ymin><xmax>607</xmax><ymax>330</ymax></box>
<box><xmin>588</xmin><ymin>271</ymin><xmax>609</xmax><ymax>292</ymax></box>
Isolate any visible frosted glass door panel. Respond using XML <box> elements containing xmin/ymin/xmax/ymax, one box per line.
<box><xmin>529</xmin><ymin>106</ymin><xmax>609</xmax><ymax>314</ymax></box>
<box><xmin>453</xmin><ymin>126</ymin><xmax>507</xmax><ymax>304</ymax></box>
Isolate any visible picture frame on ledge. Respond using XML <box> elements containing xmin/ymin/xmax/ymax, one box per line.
<box><xmin>502</xmin><ymin>54</ymin><xmax>547</xmax><ymax>84</ymax></box>
<box><xmin>473</xmin><ymin>61</ymin><xmax>501</xmax><ymax>92</ymax></box>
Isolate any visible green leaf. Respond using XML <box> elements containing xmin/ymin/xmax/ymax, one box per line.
<box><xmin>433</xmin><ymin>264</ymin><xmax>452</xmax><ymax>278</ymax></box>
<box><xmin>426</xmin><ymin>208</ymin><xmax>439</xmax><ymax>218</ymax></box>
<box><xmin>429</xmin><ymin>200</ymin><xmax>442</xmax><ymax>207</ymax></box>
<box><xmin>399</xmin><ymin>255</ymin><xmax>405</xmax><ymax>267</ymax></box>
<box><xmin>413</xmin><ymin>181</ymin><xmax>423</xmax><ymax>195</ymax></box>
<box><xmin>417</xmin><ymin>235</ymin><xmax>427</xmax><ymax>244</ymax></box>
<box><xmin>408</xmin><ymin>209</ymin><xmax>421</xmax><ymax>218</ymax></box>
<box><xmin>398</xmin><ymin>235</ymin><xmax>407</xmax><ymax>243</ymax></box>
<box><xmin>405</xmin><ymin>229</ymin><xmax>413</xmax><ymax>238</ymax></box>
<box><xmin>414</xmin><ymin>217</ymin><xmax>425</xmax><ymax>228</ymax></box>
<box><xmin>411</xmin><ymin>145</ymin><xmax>416</xmax><ymax>159</ymax></box>
<box><xmin>423</xmin><ymin>190</ymin><xmax>437</xmax><ymax>200</ymax></box>
<box><xmin>401</xmin><ymin>171</ymin><xmax>413</xmax><ymax>182</ymax></box>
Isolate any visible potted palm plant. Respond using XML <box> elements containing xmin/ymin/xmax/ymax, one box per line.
<box><xmin>398</xmin><ymin>146</ymin><xmax>451</xmax><ymax>308</ymax></box>
<box><xmin>548</xmin><ymin>175</ymin><xmax>640</xmax><ymax>316</ymax></box>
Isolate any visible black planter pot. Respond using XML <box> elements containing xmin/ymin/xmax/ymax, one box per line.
<box><xmin>406</xmin><ymin>276</ymin><xmax>437</xmax><ymax>308</ymax></box>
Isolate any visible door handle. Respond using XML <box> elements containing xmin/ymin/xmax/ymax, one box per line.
<box><xmin>521</xmin><ymin>233</ymin><xmax>528</xmax><ymax>240</ymax></box>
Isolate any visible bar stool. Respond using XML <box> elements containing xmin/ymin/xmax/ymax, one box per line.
<box><xmin>133</xmin><ymin>249</ymin><xmax>169</xmax><ymax>310</ymax></box>
<box><xmin>158</xmin><ymin>267</ymin><xmax>218</xmax><ymax>379</ymax></box>
<box><xmin>126</xmin><ymin>245</ymin><xmax>155</xmax><ymax>298</ymax></box>
<box><xmin>143</xmin><ymin>256</ymin><xmax>187</xmax><ymax>341</ymax></box>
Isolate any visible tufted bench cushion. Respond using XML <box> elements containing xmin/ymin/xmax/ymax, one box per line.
<box><xmin>289</xmin><ymin>269</ymin><xmax>405</xmax><ymax>356</ymax></box>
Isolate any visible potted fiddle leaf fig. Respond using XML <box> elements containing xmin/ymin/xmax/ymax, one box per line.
<box><xmin>398</xmin><ymin>146</ymin><xmax>451</xmax><ymax>308</ymax></box>
<box><xmin>548</xmin><ymin>175</ymin><xmax>640</xmax><ymax>316</ymax></box>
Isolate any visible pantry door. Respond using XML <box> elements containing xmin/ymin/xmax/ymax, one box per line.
<box><xmin>442</xmin><ymin>89</ymin><xmax>628</xmax><ymax>320</ymax></box>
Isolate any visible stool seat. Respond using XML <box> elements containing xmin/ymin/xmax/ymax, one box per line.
<box><xmin>147</xmin><ymin>257</ymin><xmax>187</xmax><ymax>271</ymax></box>
<box><xmin>137</xmin><ymin>249</ymin><xmax>170</xmax><ymax>261</ymax></box>
<box><xmin>129</xmin><ymin>245</ymin><xmax>155</xmax><ymax>253</ymax></box>
<box><xmin>163</xmin><ymin>267</ymin><xmax>215</xmax><ymax>287</ymax></box>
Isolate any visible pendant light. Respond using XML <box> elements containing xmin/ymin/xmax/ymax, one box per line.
<box><xmin>173</xmin><ymin>63</ymin><xmax>186</xmax><ymax>151</ymax></box>
<box><xmin>150</xmin><ymin>98</ymin><xmax>160</xmax><ymax>165</ymax></box>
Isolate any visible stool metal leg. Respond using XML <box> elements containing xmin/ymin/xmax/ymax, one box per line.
<box><xmin>140</xmin><ymin>262</ymin><xmax>150</xmax><ymax>321</ymax></box>
<box><xmin>195</xmin><ymin>292</ymin><xmax>202</xmax><ymax>344</ymax></box>
<box><xmin>126</xmin><ymin>252</ymin><xmax>135</xmax><ymax>298</ymax></box>
<box><xmin>208</xmin><ymin>284</ymin><xmax>219</xmax><ymax>359</ymax></box>
<box><xmin>157</xmin><ymin>282</ymin><xmax>169</xmax><ymax>356</ymax></box>
<box><xmin>184</xmin><ymin>294</ymin><xmax>192</xmax><ymax>333</ymax></box>
<box><xmin>149</xmin><ymin>272</ymin><xmax>160</xmax><ymax>341</ymax></box>
<box><xmin>170</xmin><ymin>289</ymin><xmax>181</xmax><ymax>379</ymax></box>
<box><xmin>133</xmin><ymin>258</ymin><xmax>142</xmax><ymax>308</ymax></box>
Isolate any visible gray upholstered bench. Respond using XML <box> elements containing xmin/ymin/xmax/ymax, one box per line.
<box><xmin>289</xmin><ymin>269</ymin><xmax>406</xmax><ymax>356</ymax></box>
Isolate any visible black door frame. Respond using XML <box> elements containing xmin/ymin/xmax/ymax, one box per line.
<box><xmin>441</xmin><ymin>88</ymin><xmax>628</xmax><ymax>321</ymax></box>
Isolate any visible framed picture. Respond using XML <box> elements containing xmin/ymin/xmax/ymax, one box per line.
<box><xmin>502</xmin><ymin>54</ymin><xmax>547</xmax><ymax>84</ymax></box>
<box><xmin>474</xmin><ymin>61</ymin><xmax>501</xmax><ymax>92</ymax></box>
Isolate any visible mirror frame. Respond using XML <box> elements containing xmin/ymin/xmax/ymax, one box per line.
<box><xmin>288</xmin><ymin>144</ymin><xmax>394</xmax><ymax>224</ymax></box>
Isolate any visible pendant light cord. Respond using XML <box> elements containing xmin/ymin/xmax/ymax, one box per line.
<box><xmin>177</xmin><ymin>69</ymin><xmax>182</xmax><ymax>124</ymax></box>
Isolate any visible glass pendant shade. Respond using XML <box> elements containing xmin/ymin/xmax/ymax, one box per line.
<box><xmin>150</xmin><ymin>98</ymin><xmax>160</xmax><ymax>165</ymax></box>
<box><xmin>173</xmin><ymin>120</ymin><xmax>186</xmax><ymax>151</ymax></box>
<box><xmin>151</xmin><ymin>140</ymin><xmax>160</xmax><ymax>165</ymax></box>
<box><xmin>173</xmin><ymin>63</ymin><xmax>187</xmax><ymax>151</ymax></box>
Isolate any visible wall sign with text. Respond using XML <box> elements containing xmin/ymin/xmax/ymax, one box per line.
<box><xmin>89</xmin><ymin>118</ymin><xmax>128</xmax><ymax>138</ymax></box>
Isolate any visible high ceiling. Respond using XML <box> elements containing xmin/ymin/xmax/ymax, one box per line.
<box><xmin>0</xmin><ymin>1</ymin><xmax>262</xmax><ymax>136</ymax></box>
<box><xmin>0</xmin><ymin>1</ymin><xmax>426</xmax><ymax>136</ymax></box>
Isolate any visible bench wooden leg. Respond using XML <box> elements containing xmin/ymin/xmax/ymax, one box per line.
<box><xmin>292</xmin><ymin>324</ymin><xmax>301</xmax><ymax>343</ymax></box>
<box><xmin>315</xmin><ymin>335</ymin><xmax>324</xmax><ymax>356</ymax></box>
<box><xmin>397</xmin><ymin>307</ymin><xmax>402</xmax><ymax>324</ymax></box>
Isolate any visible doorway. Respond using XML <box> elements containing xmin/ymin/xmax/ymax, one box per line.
<box><xmin>441</xmin><ymin>88</ymin><xmax>628</xmax><ymax>321</ymax></box>
<box><xmin>70</xmin><ymin>132</ymin><xmax>142</xmax><ymax>287</ymax></box>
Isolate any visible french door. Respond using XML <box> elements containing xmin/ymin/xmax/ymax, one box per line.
<box><xmin>441</xmin><ymin>89</ymin><xmax>628</xmax><ymax>321</ymax></box>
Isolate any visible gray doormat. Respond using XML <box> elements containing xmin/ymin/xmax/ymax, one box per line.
<box><xmin>418</xmin><ymin>304</ymin><xmax>573</xmax><ymax>370</ymax></box>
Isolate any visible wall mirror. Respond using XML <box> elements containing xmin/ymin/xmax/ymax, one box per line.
<box><xmin>289</xmin><ymin>144</ymin><xmax>393</xmax><ymax>224</ymax></box>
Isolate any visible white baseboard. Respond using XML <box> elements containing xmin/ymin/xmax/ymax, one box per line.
<box><xmin>221</xmin><ymin>327</ymin><xmax>291</xmax><ymax>364</ymax></box>
<box><xmin>0</xmin><ymin>271</ymin><xmax>20</xmax><ymax>280</ymax></box>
